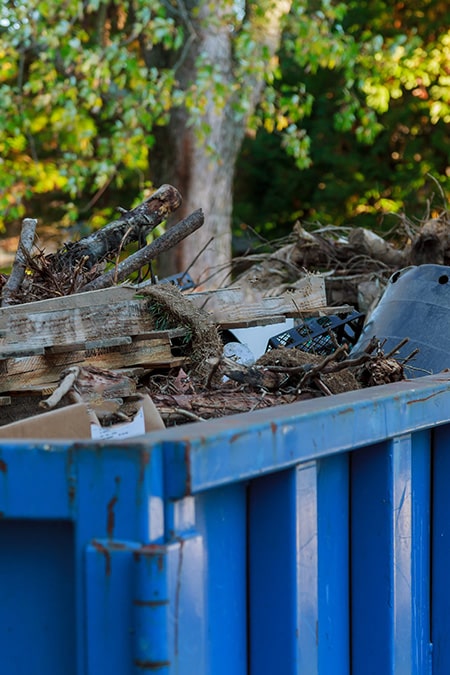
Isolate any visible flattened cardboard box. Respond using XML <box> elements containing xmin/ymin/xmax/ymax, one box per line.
<box><xmin>0</xmin><ymin>394</ymin><xmax>164</xmax><ymax>440</ymax></box>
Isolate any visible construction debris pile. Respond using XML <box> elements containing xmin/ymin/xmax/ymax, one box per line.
<box><xmin>232</xmin><ymin>205</ymin><xmax>450</xmax><ymax>311</ymax></box>
<box><xmin>0</xmin><ymin>185</ymin><xmax>445</xmax><ymax>436</ymax></box>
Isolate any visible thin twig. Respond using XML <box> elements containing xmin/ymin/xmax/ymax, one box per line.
<box><xmin>298</xmin><ymin>345</ymin><xmax>348</xmax><ymax>386</ymax></box>
<box><xmin>384</xmin><ymin>337</ymin><xmax>409</xmax><ymax>359</ymax></box>
<box><xmin>180</xmin><ymin>236</ymin><xmax>214</xmax><ymax>284</ymax></box>
<box><xmin>114</xmin><ymin>225</ymin><xmax>134</xmax><ymax>285</ymax></box>
<box><xmin>163</xmin><ymin>407</ymin><xmax>205</xmax><ymax>422</ymax></box>
<box><xmin>401</xmin><ymin>348</ymin><xmax>420</xmax><ymax>366</ymax></box>
<box><xmin>314</xmin><ymin>376</ymin><xmax>333</xmax><ymax>396</ymax></box>
<box><xmin>322</xmin><ymin>352</ymin><xmax>371</xmax><ymax>373</ymax></box>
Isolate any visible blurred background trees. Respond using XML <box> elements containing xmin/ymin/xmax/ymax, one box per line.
<box><xmin>234</xmin><ymin>0</ymin><xmax>450</xmax><ymax>243</ymax></box>
<box><xmin>0</xmin><ymin>0</ymin><xmax>448</xmax><ymax>285</ymax></box>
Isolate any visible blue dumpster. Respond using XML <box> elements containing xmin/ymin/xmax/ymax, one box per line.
<box><xmin>1</xmin><ymin>373</ymin><xmax>449</xmax><ymax>673</ymax></box>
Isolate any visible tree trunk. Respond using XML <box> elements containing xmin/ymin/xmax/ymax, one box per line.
<box><xmin>147</xmin><ymin>1</ymin><xmax>293</xmax><ymax>288</ymax></box>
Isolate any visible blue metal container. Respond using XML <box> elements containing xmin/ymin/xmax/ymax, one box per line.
<box><xmin>2</xmin><ymin>373</ymin><xmax>450</xmax><ymax>673</ymax></box>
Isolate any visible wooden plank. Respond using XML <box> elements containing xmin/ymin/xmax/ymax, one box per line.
<box><xmin>0</xmin><ymin>337</ymin><xmax>180</xmax><ymax>393</ymax></box>
<box><xmin>218</xmin><ymin>316</ymin><xmax>288</xmax><ymax>329</ymax></box>
<box><xmin>0</xmin><ymin>346</ymin><xmax>46</xmax><ymax>359</ymax></box>
<box><xmin>0</xmin><ymin>297</ymin><xmax>158</xmax><ymax>350</ymax></box>
<box><xmin>0</xmin><ymin>285</ymin><xmax>138</xmax><ymax>322</ymax></box>
<box><xmin>84</xmin><ymin>336</ymin><xmax>133</xmax><ymax>350</ymax></box>
<box><xmin>0</xmin><ymin>277</ymin><xmax>328</xmax><ymax>356</ymax></box>
<box><xmin>186</xmin><ymin>277</ymin><xmax>327</xmax><ymax>324</ymax></box>
<box><xmin>217</xmin><ymin>305</ymin><xmax>357</xmax><ymax>329</ymax></box>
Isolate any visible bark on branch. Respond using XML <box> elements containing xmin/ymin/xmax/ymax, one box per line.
<box><xmin>80</xmin><ymin>208</ymin><xmax>204</xmax><ymax>292</ymax></box>
<box><xmin>1</xmin><ymin>218</ymin><xmax>37</xmax><ymax>307</ymax></box>
<box><xmin>51</xmin><ymin>184</ymin><xmax>182</xmax><ymax>270</ymax></box>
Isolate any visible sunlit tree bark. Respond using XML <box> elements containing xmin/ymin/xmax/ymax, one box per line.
<box><xmin>148</xmin><ymin>1</ymin><xmax>293</xmax><ymax>286</ymax></box>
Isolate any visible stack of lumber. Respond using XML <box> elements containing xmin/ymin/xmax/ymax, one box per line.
<box><xmin>0</xmin><ymin>275</ymin><xmax>332</xmax><ymax>396</ymax></box>
<box><xmin>0</xmin><ymin>184</ymin><xmax>363</xmax><ymax>427</ymax></box>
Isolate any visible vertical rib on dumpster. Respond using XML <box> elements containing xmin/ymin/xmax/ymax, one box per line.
<box><xmin>132</xmin><ymin>536</ymin><xmax>206</xmax><ymax>675</ymax></box>
<box><xmin>133</xmin><ymin>545</ymin><xmax>170</xmax><ymax>673</ymax></box>
<box><xmin>249</xmin><ymin>467</ymin><xmax>306</xmax><ymax>674</ymax></box>
<box><xmin>85</xmin><ymin>540</ymin><xmax>139</xmax><ymax>674</ymax></box>
<box><xmin>193</xmin><ymin>485</ymin><xmax>247</xmax><ymax>675</ymax></box>
<box><xmin>351</xmin><ymin>433</ymin><xmax>431</xmax><ymax>675</ymax></box>
<box><xmin>317</xmin><ymin>454</ymin><xmax>350</xmax><ymax>673</ymax></box>
<box><xmin>431</xmin><ymin>424</ymin><xmax>450</xmax><ymax>674</ymax></box>
<box><xmin>249</xmin><ymin>456</ymin><xmax>350</xmax><ymax>674</ymax></box>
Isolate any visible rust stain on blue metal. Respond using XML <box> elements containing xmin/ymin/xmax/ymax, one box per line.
<box><xmin>139</xmin><ymin>450</ymin><xmax>151</xmax><ymax>485</ymax></box>
<box><xmin>337</xmin><ymin>407</ymin><xmax>355</xmax><ymax>416</ymax></box>
<box><xmin>133</xmin><ymin>659</ymin><xmax>170</xmax><ymax>670</ymax></box>
<box><xmin>107</xmin><ymin>476</ymin><xmax>121</xmax><ymax>539</ymax></box>
<box><xmin>92</xmin><ymin>540</ymin><xmax>112</xmax><ymax>577</ymax></box>
<box><xmin>0</xmin><ymin>458</ymin><xmax>7</xmax><ymax>473</ymax></box>
<box><xmin>68</xmin><ymin>483</ymin><xmax>76</xmax><ymax>507</ymax></box>
<box><xmin>107</xmin><ymin>495</ymin><xmax>118</xmax><ymax>538</ymax></box>
<box><xmin>133</xmin><ymin>598</ymin><xmax>169</xmax><ymax>607</ymax></box>
<box><xmin>66</xmin><ymin>447</ymin><xmax>76</xmax><ymax>506</ymax></box>
<box><xmin>133</xmin><ymin>544</ymin><xmax>165</xmax><ymax>572</ymax></box>
<box><xmin>230</xmin><ymin>431</ymin><xmax>247</xmax><ymax>444</ymax></box>
<box><xmin>91</xmin><ymin>539</ymin><xmax>129</xmax><ymax>576</ymax></box>
<box><xmin>174</xmin><ymin>539</ymin><xmax>185</xmax><ymax>657</ymax></box>
<box><xmin>407</xmin><ymin>391</ymin><xmax>444</xmax><ymax>404</ymax></box>
<box><xmin>184</xmin><ymin>443</ymin><xmax>192</xmax><ymax>495</ymax></box>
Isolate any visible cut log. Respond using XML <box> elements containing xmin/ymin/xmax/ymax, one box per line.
<box><xmin>49</xmin><ymin>184</ymin><xmax>182</xmax><ymax>270</ymax></box>
<box><xmin>348</xmin><ymin>228</ymin><xmax>406</xmax><ymax>268</ymax></box>
<box><xmin>80</xmin><ymin>208</ymin><xmax>204</xmax><ymax>292</ymax></box>
<box><xmin>409</xmin><ymin>217</ymin><xmax>450</xmax><ymax>265</ymax></box>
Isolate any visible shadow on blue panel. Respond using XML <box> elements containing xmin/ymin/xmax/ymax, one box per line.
<box><xmin>0</xmin><ymin>519</ymin><xmax>76</xmax><ymax>675</ymax></box>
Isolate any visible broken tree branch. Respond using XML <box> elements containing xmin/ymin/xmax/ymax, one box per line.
<box><xmin>80</xmin><ymin>208</ymin><xmax>205</xmax><ymax>292</ymax></box>
<box><xmin>40</xmin><ymin>366</ymin><xmax>79</xmax><ymax>409</ymax></box>
<box><xmin>50</xmin><ymin>184</ymin><xmax>182</xmax><ymax>271</ymax></box>
<box><xmin>348</xmin><ymin>228</ymin><xmax>406</xmax><ymax>268</ymax></box>
<box><xmin>1</xmin><ymin>218</ymin><xmax>37</xmax><ymax>307</ymax></box>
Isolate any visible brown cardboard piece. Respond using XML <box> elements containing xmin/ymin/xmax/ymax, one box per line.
<box><xmin>0</xmin><ymin>394</ymin><xmax>164</xmax><ymax>440</ymax></box>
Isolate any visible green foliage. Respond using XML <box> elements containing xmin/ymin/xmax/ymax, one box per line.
<box><xmin>0</xmin><ymin>0</ymin><xmax>180</xmax><ymax>231</ymax></box>
<box><xmin>0</xmin><ymin>0</ymin><xmax>448</xmax><ymax>244</ymax></box>
<box><xmin>234</xmin><ymin>0</ymin><xmax>450</xmax><ymax>235</ymax></box>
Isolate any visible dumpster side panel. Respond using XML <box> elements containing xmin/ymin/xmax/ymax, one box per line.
<box><xmin>1</xmin><ymin>374</ymin><xmax>450</xmax><ymax>674</ymax></box>
<box><xmin>317</xmin><ymin>453</ymin><xmax>350</xmax><ymax>673</ymax></box>
<box><xmin>248</xmin><ymin>455</ymin><xmax>350</xmax><ymax>675</ymax></box>
<box><xmin>351</xmin><ymin>433</ymin><xmax>431</xmax><ymax>675</ymax></box>
<box><xmin>0</xmin><ymin>519</ymin><xmax>76</xmax><ymax>675</ymax></box>
<box><xmin>194</xmin><ymin>484</ymin><xmax>247</xmax><ymax>675</ymax></box>
<box><xmin>432</xmin><ymin>424</ymin><xmax>450</xmax><ymax>675</ymax></box>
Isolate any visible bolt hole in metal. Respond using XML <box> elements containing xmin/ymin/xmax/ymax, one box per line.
<box><xmin>354</xmin><ymin>265</ymin><xmax>450</xmax><ymax>377</ymax></box>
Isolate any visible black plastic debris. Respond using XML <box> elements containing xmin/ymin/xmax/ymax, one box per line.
<box><xmin>351</xmin><ymin>264</ymin><xmax>450</xmax><ymax>378</ymax></box>
<box><xmin>266</xmin><ymin>310</ymin><xmax>365</xmax><ymax>355</ymax></box>
<box><xmin>159</xmin><ymin>271</ymin><xmax>195</xmax><ymax>290</ymax></box>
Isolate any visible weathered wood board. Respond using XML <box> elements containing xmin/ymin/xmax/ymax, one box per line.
<box><xmin>0</xmin><ymin>336</ymin><xmax>187</xmax><ymax>393</ymax></box>
<box><xmin>185</xmin><ymin>276</ymin><xmax>327</xmax><ymax>327</ymax></box>
<box><xmin>0</xmin><ymin>277</ymin><xmax>329</xmax><ymax>351</ymax></box>
<box><xmin>0</xmin><ymin>293</ymin><xmax>157</xmax><ymax>351</ymax></box>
